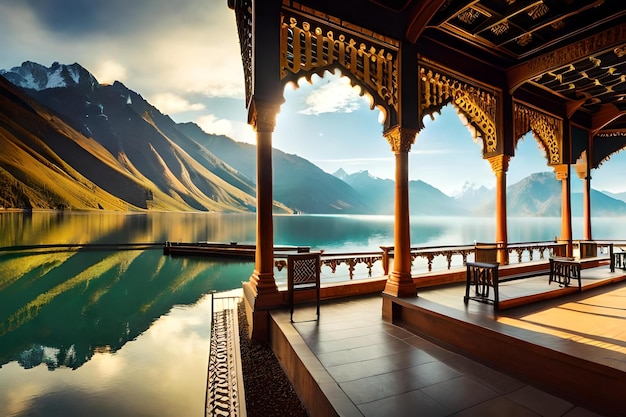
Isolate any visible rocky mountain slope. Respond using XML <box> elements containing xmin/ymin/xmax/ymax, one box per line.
<box><xmin>2</xmin><ymin>61</ymin><xmax>625</xmax><ymax>216</ymax></box>
<box><xmin>1</xmin><ymin>62</ymin><xmax>367</xmax><ymax>213</ymax></box>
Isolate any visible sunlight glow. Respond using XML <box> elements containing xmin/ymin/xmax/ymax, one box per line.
<box><xmin>93</xmin><ymin>60</ymin><xmax>127</xmax><ymax>84</ymax></box>
<box><xmin>151</xmin><ymin>93</ymin><xmax>205</xmax><ymax>114</ymax></box>
<box><xmin>196</xmin><ymin>114</ymin><xmax>256</xmax><ymax>145</ymax></box>
<box><xmin>498</xmin><ymin>287</ymin><xmax>626</xmax><ymax>355</ymax></box>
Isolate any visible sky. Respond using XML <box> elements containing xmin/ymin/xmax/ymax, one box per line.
<box><xmin>0</xmin><ymin>0</ymin><xmax>623</xmax><ymax>196</ymax></box>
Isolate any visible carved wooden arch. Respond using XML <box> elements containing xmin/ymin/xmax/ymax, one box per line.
<box><xmin>279</xmin><ymin>9</ymin><xmax>399</xmax><ymax>127</ymax></box>
<box><xmin>230</xmin><ymin>0</ymin><xmax>252</xmax><ymax>105</ymax></box>
<box><xmin>513</xmin><ymin>102</ymin><xmax>563</xmax><ymax>165</ymax></box>
<box><xmin>594</xmin><ymin>132</ymin><xmax>626</xmax><ymax>168</ymax></box>
<box><xmin>419</xmin><ymin>65</ymin><xmax>498</xmax><ymax>156</ymax></box>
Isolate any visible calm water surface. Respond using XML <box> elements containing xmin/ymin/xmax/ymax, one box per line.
<box><xmin>0</xmin><ymin>211</ymin><xmax>624</xmax><ymax>416</ymax></box>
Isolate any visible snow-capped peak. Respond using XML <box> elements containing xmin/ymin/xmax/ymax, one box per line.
<box><xmin>0</xmin><ymin>61</ymin><xmax>98</xmax><ymax>92</ymax></box>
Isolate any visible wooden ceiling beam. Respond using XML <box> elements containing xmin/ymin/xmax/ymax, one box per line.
<box><xmin>405</xmin><ymin>0</ymin><xmax>448</xmax><ymax>43</ymax></box>
<box><xmin>506</xmin><ymin>23</ymin><xmax>626</xmax><ymax>94</ymax></box>
<box><xmin>566</xmin><ymin>98</ymin><xmax>588</xmax><ymax>119</ymax></box>
<box><xmin>591</xmin><ymin>104</ymin><xmax>626</xmax><ymax>137</ymax></box>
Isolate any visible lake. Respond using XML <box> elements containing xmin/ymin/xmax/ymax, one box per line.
<box><xmin>0</xmin><ymin>211</ymin><xmax>624</xmax><ymax>416</ymax></box>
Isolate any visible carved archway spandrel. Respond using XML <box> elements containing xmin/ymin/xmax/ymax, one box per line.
<box><xmin>384</xmin><ymin>126</ymin><xmax>418</xmax><ymax>153</ymax></box>
<box><xmin>419</xmin><ymin>65</ymin><xmax>498</xmax><ymax>155</ymax></box>
<box><xmin>514</xmin><ymin>102</ymin><xmax>562</xmax><ymax>165</ymax></box>
<box><xmin>280</xmin><ymin>11</ymin><xmax>399</xmax><ymax>121</ymax></box>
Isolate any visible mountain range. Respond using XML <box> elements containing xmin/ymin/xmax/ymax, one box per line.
<box><xmin>1</xmin><ymin>61</ymin><xmax>625</xmax><ymax>216</ymax></box>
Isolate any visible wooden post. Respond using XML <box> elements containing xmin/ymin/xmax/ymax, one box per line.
<box><xmin>383</xmin><ymin>126</ymin><xmax>418</xmax><ymax>298</ymax></box>
<box><xmin>554</xmin><ymin>164</ymin><xmax>573</xmax><ymax>257</ymax></box>
<box><xmin>574</xmin><ymin>152</ymin><xmax>592</xmax><ymax>240</ymax></box>
<box><xmin>488</xmin><ymin>154</ymin><xmax>510</xmax><ymax>265</ymax></box>
<box><xmin>242</xmin><ymin>99</ymin><xmax>284</xmax><ymax>341</ymax></box>
<box><xmin>250</xmin><ymin>101</ymin><xmax>279</xmax><ymax>295</ymax></box>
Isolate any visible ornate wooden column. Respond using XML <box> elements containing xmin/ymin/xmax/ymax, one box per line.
<box><xmin>238</xmin><ymin>0</ymin><xmax>284</xmax><ymax>341</ymax></box>
<box><xmin>554</xmin><ymin>164</ymin><xmax>573</xmax><ymax>257</ymax></box>
<box><xmin>488</xmin><ymin>154</ymin><xmax>510</xmax><ymax>264</ymax></box>
<box><xmin>575</xmin><ymin>154</ymin><xmax>592</xmax><ymax>240</ymax></box>
<box><xmin>582</xmin><ymin>176</ymin><xmax>591</xmax><ymax>240</ymax></box>
<box><xmin>383</xmin><ymin>126</ymin><xmax>418</xmax><ymax>298</ymax></box>
<box><xmin>250</xmin><ymin>100</ymin><xmax>280</xmax><ymax>295</ymax></box>
<box><xmin>241</xmin><ymin>100</ymin><xmax>283</xmax><ymax>340</ymax></box>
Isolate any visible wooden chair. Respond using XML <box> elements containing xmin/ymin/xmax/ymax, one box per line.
<box><xmin>474</xmin><ymin>242</ymin><xmax>498</xmax><ymax>264</ymax></box>
<box><xmin>287</xmin><ymin>252</ymin><xmax>321</xmax><ymax>322</ymax></box>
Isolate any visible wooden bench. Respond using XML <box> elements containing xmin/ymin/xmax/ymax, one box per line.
<box><xmin>465</xmin><ymin>244</ymin><xmax>615</xmax><ymax>310</ymax></box>
<box><xmin>464</xmin><ymin>257</ymin><xmax>582</xmax><ymax>310</ymax></box>
<box><xmin>614</xmin><ymin>251</ymin><xmax>626</xmax><ymax>270</ymax></box>
<box><xmin>549</xmin><ymin>257</ymin><xmax>581</xmax><ymax>291</ymax></box>
<box><xmin>464</xmin><ymin>261</ymin><xmax>500</xmax><ymax>309</ymax></box>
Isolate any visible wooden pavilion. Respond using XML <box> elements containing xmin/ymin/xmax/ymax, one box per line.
<box><xmin>228</xmin><ymin>0</ymin><xmax>626</xmax><ymax>340</ymax></box>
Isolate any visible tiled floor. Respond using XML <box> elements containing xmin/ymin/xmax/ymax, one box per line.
<box><xmin>280</xmin><ymin>291</ymin><xmax>617</xmax><ymax>417</ymax></box>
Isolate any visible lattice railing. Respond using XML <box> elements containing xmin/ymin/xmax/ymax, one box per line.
<box><xmin>206</xmin><ymin>294</ymin><xmax>245</xmax><ymax>417</ymax></box>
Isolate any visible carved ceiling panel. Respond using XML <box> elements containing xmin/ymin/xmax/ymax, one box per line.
<box><xmin>238</xmin><ymin>0</ymin><xmax>625</xmax><ymax>137</ymax></box>
<box><xmin>429</xmin><ymin>0</ymin><xmax>622</xmax><ymax>60</ymax></box>
<box><xmin>531</xmin><ymin>46</ymin><xmax>626</xmax><ymax>114</ymax></box>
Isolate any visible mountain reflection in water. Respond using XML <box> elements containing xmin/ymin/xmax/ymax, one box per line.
<box><xmin>0</xmin><ymin>249</ymin><xmax>250</xmax><ymax>370</ymax></box>
<box><xmin>0</xmin><ymin>247</ymin><xmax>250</xmax><ymax>417</ymax></box>
<box><xmin>0</xmin><ymin>211</ymin><xmax>616</xmax><ymax>416</ymax></box>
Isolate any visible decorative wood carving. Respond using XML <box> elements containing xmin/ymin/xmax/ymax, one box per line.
<box><xmin>458</xmin><ymin>8</ymin><xmax>482</xmax><ymax>25</ymax></box>
<box><xmin>527</xmin><ymin>3</ymin><xmax>549</xmax><ymax>20</ymax></box>
<box><xmin>279</xmin><ymin>10</ymin><xmax>399</xmax><ymax>118</ymax></box>
<box><xmin>419</xmin><ymin>65</ymin><xmax>498</xmax><ymax>154</ymax></box>
<box><xmin>491</xmin><ymin>22</ymin><xmax>509</xmax><ymax>36</ymax></box>
<box><xmin>232</xmin><ymin>0</ymin><xmax>253</xmax><ymax>106</ymax></box>
<box><xmin>514</xmin><ymin>102</ymin><xmax>562</xmax><ymax>165</ymax></box>
<box><xmin>553</xmin><ymin>164</ymin><xmax>568</xmax><ymax>181</ymax></box>
<box><xmin>487</xmin><ymin>154</ymin><xmax>510</xmax><ymax>174</ymax></box>
<box><xmin>595</xmin><ymin>132</ymin><xmax>626</xmax><ymax>167</ymax></box>
<box><xmin>384</xmin><ymin>126</ymin><xmax>418</xmax><ymax>153</ymax></box>
<box><xmin>249</xmin><ymin>100</ymin><xmax>281</xmax><ymax>133</ymax></box>
<box><xmin>508</xmin><ymin>23</ymin><xmax>626</xmax><ymax>92</ymax></box>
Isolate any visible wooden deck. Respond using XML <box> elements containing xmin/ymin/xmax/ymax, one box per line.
<box><xmin>268</xmin><ymin>262</ymin><xmax>626</xmax><ymax>416</ymax></box>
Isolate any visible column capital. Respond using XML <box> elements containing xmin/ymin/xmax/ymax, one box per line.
<box><xmin>574</xmin><ymin>151</ymin><xmax>588</xmax><ymax>180</ymax></box>
<box><xmin>384</xmin><ymin>126</ymin><xmax>418</xmax><ymax>153</ymax></box>
<box><xmin>553</xmin><ymin>164</ymin><xmax>569</xmax><ymax>181</ymax></box>
<box><xmin>487</xmin><ymin>154</ymin><xmax>510</xmax><ymax>174</ymax></box>
<box><xmin>249</xmin><ymin>98</ymin><xmax>281</xmax><ymax>132</ymax></box>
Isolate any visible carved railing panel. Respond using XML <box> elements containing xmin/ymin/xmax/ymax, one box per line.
<box><xmin>408</xmin><ymin>246</ymin><xmax>474</xmax><ymax>272</ymax></box>
<box><xmin>275</xmin><ymin>252</ymin><xmax>384</xmax><ymax>280</ymax></box>
<box><xmin>507</xmin><ymin>242</ymin><xmax>558</xmax><ymax>263</ymax></box>
<box><xmin>272</xmin><ymin>241</ymin><xmax>597</xmax><ymax>284</ymax></box>
<box><xmin>207</xmin><ymin>295</ymin><xmax>244</xmax><ymax>417</ymax></box>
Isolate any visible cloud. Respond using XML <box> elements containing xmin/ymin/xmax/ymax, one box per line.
<box><xmin>151</xmin><ymin>93</ymin><xmax>205</xmax><ymax>114</ymax></box>
<box><xmin>299</xmin><ymin>77</ymin><xmax>366</xmax><ymax>115</ymax></box>
<box><xmin>0</xmin><ymin>0</ymin><xmax>245</xmax><ymax>102</ymax></box>
<box><xmin>195</xmin><ymin>114</ymin><xmax>255</xmax><ymax>145</ymax></box>
<box><xmin>93</xmin><ymin>60</ymin><xmax>127</xmax><ymax>85</ymax></box>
